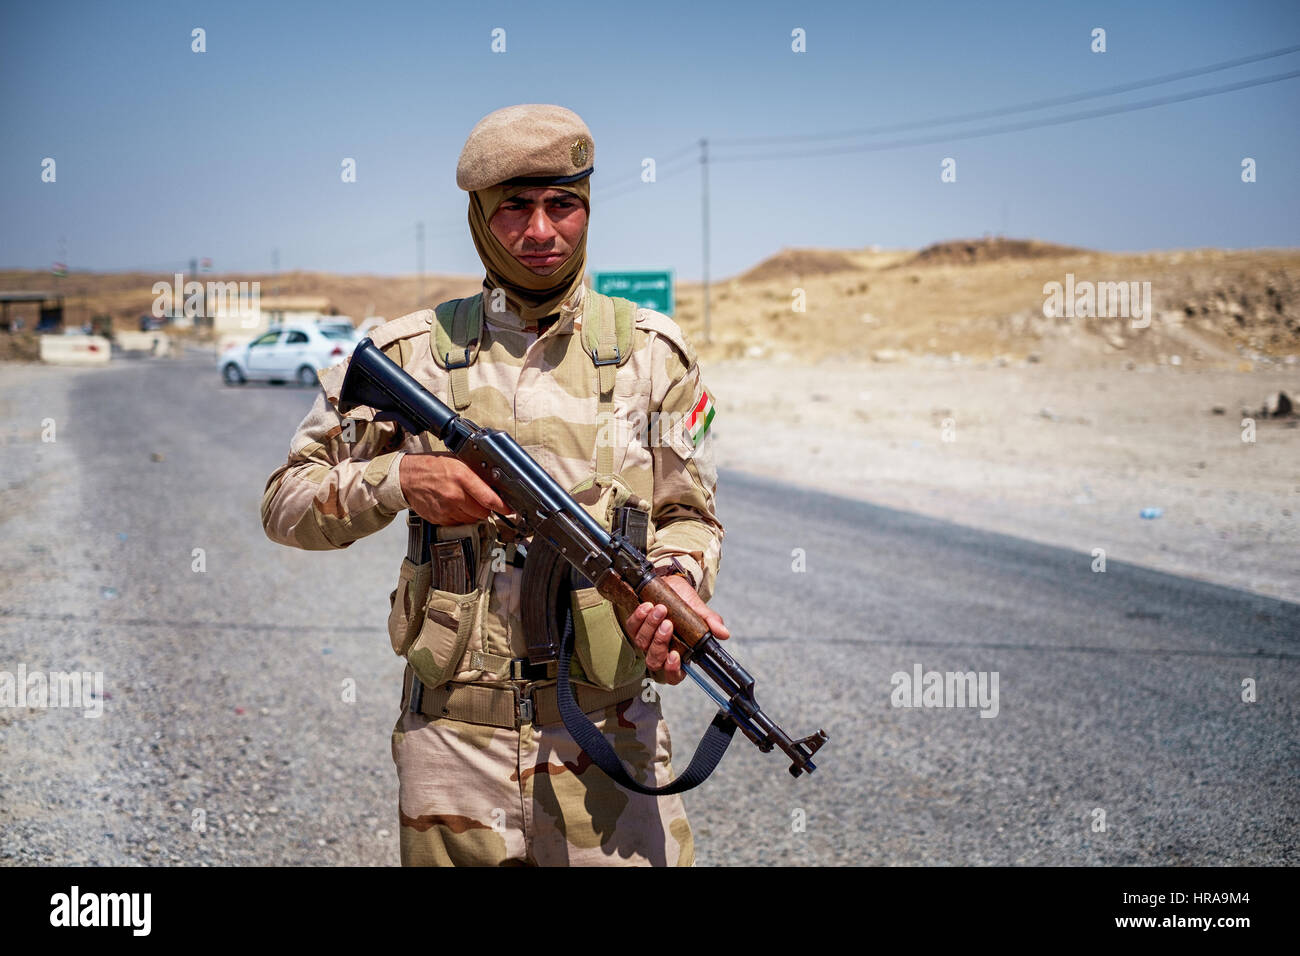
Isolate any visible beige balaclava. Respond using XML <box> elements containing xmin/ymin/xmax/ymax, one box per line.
<box><xmin>457</xmin><ymin>104</ymin><xmax>595</xmax><ymax>325</ymax></box>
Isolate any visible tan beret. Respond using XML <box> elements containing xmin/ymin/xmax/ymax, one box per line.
<box><xmin>456</xmin><ymin>104</ymin><xmax>595</xmax><ymax>192</ymax></box>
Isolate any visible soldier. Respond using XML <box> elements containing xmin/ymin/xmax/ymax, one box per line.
<box><xmin>261</xmin><ymin>104</ymin><xmax>726</xmax><ymax>866</ymax></box>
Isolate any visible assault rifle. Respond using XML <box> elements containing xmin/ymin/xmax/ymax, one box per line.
<box><xmin>339</xmin><ymin>337</ymin><xmax>827</xmax><ymax>791</ymax></box>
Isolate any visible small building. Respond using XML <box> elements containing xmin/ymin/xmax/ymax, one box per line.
<box><xmin>208</xmin><ymin>292</ymin><xmax>334</xmax><ymax>335</ymax></box>
<box><xmin>0</xmin><ymin>291</ymin><xmax>65</xmax><ymax>332</ymax></box>
<box><xmin>262</xmin><ymin>295</ymin><xmax>334</xmax><ymax>326</ymax></box>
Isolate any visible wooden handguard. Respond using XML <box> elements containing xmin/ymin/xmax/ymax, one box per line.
<box><xmin>595</xmin><ymin>571</ymin><xmax>711</xmax><ymax>657</ymax></box>
<box><xmin>635</xmin><ymin>575</ymin><xmax>713</xmax><ymax>651</ymax></box>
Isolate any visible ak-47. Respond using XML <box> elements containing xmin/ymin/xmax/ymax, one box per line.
<box><xmin>339</xmin><ymin>337</ymin><xmax>827</xmax><ymax>789</ymax></box>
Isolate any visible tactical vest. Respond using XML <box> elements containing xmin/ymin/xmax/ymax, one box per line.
<box><xmin>386</xmin><ymin>288</ymin><xmax>652</xmax><ymax>696</ymax></box>
<box><xmin>432</xmin><ymin>290</ymin><xmax>636</xmax><ymax>478</ymax></box>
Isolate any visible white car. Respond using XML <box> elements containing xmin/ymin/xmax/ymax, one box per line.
<box><xmin>219</xmin><ymin>323</ymin><xmax>355</xmax><ymax>386</ymax></box>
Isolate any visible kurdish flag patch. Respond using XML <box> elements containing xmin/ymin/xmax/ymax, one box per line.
<box><xmin>686</xmin><ymin>389</ymin><xmax>715</xmax><ymax>445</ymax></box>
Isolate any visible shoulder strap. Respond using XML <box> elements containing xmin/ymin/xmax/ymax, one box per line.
<box><xmin>556</xmin><ymin>610</ymin><xmax>736</xmax><ymax>796</ymax></box>
<box><xmin>431</xmin><ymin>295</ymin><xmax>484</xmax><ymax>412</ymax></box>
<box><xmin>581</xmin><ymin>292</ymin><xmax>636</xmax><ymax>476</ymax></box>
<box><xmin>580</xmin><ymin>290</ymin><xmax>635</xmax><ymax>368</ymax></box>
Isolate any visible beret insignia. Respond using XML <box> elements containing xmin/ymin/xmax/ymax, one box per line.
<box><xmin>570</xmin><ymin>139</ymin><xmax>590</xmax><ymax>169</ymax></box>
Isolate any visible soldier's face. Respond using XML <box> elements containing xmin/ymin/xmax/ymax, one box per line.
<box><xmin>489</xmin><ymin>187</ymin><xmax>588</xmax><ymax>275</ymax></box>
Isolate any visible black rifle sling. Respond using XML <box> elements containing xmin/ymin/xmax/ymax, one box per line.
<box><xmin>555</xmin><ymin>601</ymin><xmax>737</xmax><ymax>796</ymax></box>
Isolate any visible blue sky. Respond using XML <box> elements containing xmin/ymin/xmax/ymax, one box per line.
<box><xmin>2</xmin><ymin>0</ymin><xmax>1298</xmax><ymax>280</ymax></box>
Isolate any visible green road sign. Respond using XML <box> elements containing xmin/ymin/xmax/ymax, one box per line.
<box><xmin>593</xmin><ymin>271</ymin><xmax>674</xmax><ymax>315</ymax></box>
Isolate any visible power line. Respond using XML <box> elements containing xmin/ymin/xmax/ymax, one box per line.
<box><xmin>713</xmin><ymin>42</ymin><xmax>1300</xmax><ymax>146</ymax></box>
<box><xmin>711</xmin><ymin>68</ymin><xmax>1300</xmax><ymax>163</ymax></box>
<box><xmin>592</xmin><ymin>142</ymin><xmax>698</xmax><ymax>200</ymax></box>
<box><xmin>593</xmin><ymin>153</ymin><xmax>700</xmax><ymax>204</ymax></box>
<box><xmin>640</xmin><ymin>141</ymin><xmax>699</xmax><ymax>168</ymax></box>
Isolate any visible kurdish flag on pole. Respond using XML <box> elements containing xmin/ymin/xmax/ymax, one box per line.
<box><xmin>686</xmin><ymin>388</ymin><xmax>715</xmax><ymax>446</ymax></box>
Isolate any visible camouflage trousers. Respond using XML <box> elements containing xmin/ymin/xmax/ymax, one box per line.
<box><xmin>391</xmin><ymin>687</ymin><xmax>695</xmax><ymax>866</ymax></box>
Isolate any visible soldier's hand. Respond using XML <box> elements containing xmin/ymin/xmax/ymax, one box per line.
<box><xmin>624</xmin><ymin>574</ymin><xmax>730</xmax><ymax>686</ymax></box>
<box><xmin>399</xmin><ymin>452</ymin><xmax>514</xmax><ymax>525</ymax></box>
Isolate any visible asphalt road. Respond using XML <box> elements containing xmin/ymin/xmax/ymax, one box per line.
<box><xmin>1</xmin><ymin>352</ymin><xmax>1296</xmax><ymax>865</ymax></box>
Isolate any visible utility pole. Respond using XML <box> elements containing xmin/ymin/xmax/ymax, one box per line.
<box><xmin>55</xmin><ymin>236</ymin><xmax>66</xmax><ymax>325</ymax></box>
<box><xmin>700</xmin><ymin>137</ymin><xmax>711</xmax><ymax>345</ymax></box>
<box><xmin>416</xmin><ymin>221</ymin><xmax>425</xmax><ymax>305</ymax></box>
<box><xmin>272</xmin><ymin>248</ymin><xmax>280</xmax><ymax>297</ymax></box>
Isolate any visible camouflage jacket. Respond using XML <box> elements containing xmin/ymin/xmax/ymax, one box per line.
<box><xmin>260</xmin><ymin>282</ymin><xmax>723</xmax><ymax>683</ymax></box>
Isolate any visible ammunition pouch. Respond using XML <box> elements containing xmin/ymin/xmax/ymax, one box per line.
<box><xmin>386</xmin><ymin>557</ymin><xmax>431</xmax><ymax>656</ymax></box>
<box><xmin>570</xmin><ymin>584</ymin><xmax>644</xmax><ymax>690</ymax></box>
<box><xmin>386</xmin><ymin>512</ymin><xmax>485</xmax><ymax>691</ymax></box>
<box><xmin>405</xmin><ymin>585</ymin><xmax>480</xmax><ymax>691</ymax></box>
<box><xmin>519</xmin><ymin>475</ymin><xmax>651</xmax><ymax>691</ymax></box>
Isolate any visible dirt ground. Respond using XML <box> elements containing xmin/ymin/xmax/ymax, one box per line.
<box><xmin>705</xmin><ymin>359</ymin><xmax>1299</xmax><ymax>602</ymax></box>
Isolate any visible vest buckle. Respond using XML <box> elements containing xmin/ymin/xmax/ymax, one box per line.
<box><xmin>590</xmin><ymin>345</ymin><xmax>620</xmax><ymax>367</ymax></box>
<box><xmin>444</xmin><ymin>347</ymin><xmax>473</xmax><ymax>370</ymax></box>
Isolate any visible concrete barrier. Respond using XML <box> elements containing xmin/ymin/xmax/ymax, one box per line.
<box><xmin>116</xmin><ymin>331</ymin><xmax>173</xmax><ymax>356</ymax></box>
<box><xmin>40</xmin><ymin>335</ymin><xmax>112</xmax><ymax>366</ymax></box>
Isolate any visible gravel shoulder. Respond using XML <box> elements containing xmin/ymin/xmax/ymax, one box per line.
<box><xmin>705</xmin><ymin>359</ymin><xmax>1299</xmax><ymax>602</ymax></box>
<box><xmin>1</xmin><ymin>360</ymin><xmax>407</xmax><ymax>865</ymax></box>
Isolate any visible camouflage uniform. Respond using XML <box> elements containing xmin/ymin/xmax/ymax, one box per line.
<box><xmin>261</xmin><ymin>280</ymin><xmax>722</xmax><ymax>866</ymax></box>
